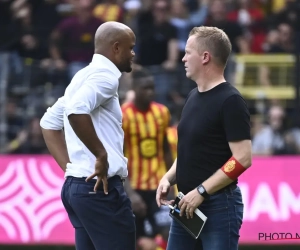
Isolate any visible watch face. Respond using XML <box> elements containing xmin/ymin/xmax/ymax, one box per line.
<box><xmin>199</xmin><ymin>186</ymin><xmax>205</xmax><ymax>193</ymax></box>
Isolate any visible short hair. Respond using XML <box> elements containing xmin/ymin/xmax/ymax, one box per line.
<box><xmin>131</xmin><ymin>67</ymin><xmax>153</xmax><ymax>88</ymax></box>
<box><xmin>189</xmin><ymin>26</ymin><xmax>232</xmax><ymax>67</ymax></box>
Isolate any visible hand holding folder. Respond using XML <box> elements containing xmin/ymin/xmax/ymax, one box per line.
<box><xmin>169</xmin><ymin>192</ymin><xmax>207</xmax><ymax>239</ymax></box>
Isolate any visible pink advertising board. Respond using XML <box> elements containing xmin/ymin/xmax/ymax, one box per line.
<box><xmin>0</xmin><ymin>155</ymin><xmax>300</xmax><ymax>245</ymax></box>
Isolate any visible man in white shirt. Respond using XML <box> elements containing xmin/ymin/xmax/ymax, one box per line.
<box><xmin>40</xmin><ymin>21</ymin><xmax>136</xmax><ymax>250</ymax></box>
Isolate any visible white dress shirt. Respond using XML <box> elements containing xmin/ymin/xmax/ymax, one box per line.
<box><xmin>40</xmin><ymin>54</ymin><xmax>128</xmax><ymax>179</ymax></box>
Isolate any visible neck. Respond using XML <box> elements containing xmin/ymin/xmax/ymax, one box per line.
<box><xmin>195</xmin><ymin>66</ymin><xmax>226</xmax><ymax>92</ymax></box>
<box><xmin>134</xmin><ymin>100</ymin><xmax>150</xmax><ymax>111</ymax></box>
<box><xmin>95</xmin><ymin>51</ymin><xmax>117</xmax><ymax>66</ymax></box>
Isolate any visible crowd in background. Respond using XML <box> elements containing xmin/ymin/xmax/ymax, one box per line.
<box><xmin>1</xmin><ymin>0</ymin><xmax>300</xmax><ymax>155</ymax></box>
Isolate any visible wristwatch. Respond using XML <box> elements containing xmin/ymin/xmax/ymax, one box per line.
<box><xmin>197</xmin><ymin>184</ymin><xmax>210</xmax><ymax>200</ymax></box>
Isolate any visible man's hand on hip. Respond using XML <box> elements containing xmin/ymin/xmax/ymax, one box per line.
<box><xmin>86</xmin><ymin>152</ymin><xmax>109</xmax><ymax>193</ymax></box>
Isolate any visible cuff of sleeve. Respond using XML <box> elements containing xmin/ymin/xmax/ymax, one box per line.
<box><xmin>40</xmin><ymin>118</ymin><xmax>62</xmax><ymax>130</ymax></box>
<box><xmin>65</xmin><ymin>105</ymin><xmax>91</xmax><ymax>116</ymax></box>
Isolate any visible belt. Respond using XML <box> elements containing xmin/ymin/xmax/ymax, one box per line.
<box><xmin>211</xmin><ymin>183</ymin><xmax>237</xmax><ymax>196</ymax></box>
<box><xmin>66</xmin><ymin>175</ymin><xmax>125</xmax><ymax>189</ymax></box>
<box><xmin>82</xmin><ymin>175</ymin><xmax>125</xmax><ymax>183</ymax></box>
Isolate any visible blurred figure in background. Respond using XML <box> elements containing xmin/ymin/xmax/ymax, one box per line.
<box><xmin>166</xmin><ymin>108</ymin><xmax>181</xmax><ymax>162</ymax></box>
<box><xmin>136</xmin><ymin>0</ymin><xmax>178</xmax><ymax>107</ymax></box>
<box><xmin>4</xmin><ymin>98</ymin><xmax>24</xmax><ymax>142</ymax></box>
<box><xmin>252</xmin><ymin>104</ymin><xmax>300</xmax><ymax>155</ymax></box>
<box><xmin>2</xmin><ymin>116</ymin><xmax>47</xmax><ymax>154</ymax></box>
<box><xmin>94</xmin><ymin>0</ymin><xmax>124</xmax><ymax>22</ymax></box>
<box><xmin>227</xmin><ymin>0</ymin><xmax>265</xmax><ymax>53</ymax></box>
<box><xmin>49</xmin><ymin>0</ymin><xmax>103</xmax><ymax>80</ymax></box>
<box><xmin>205</xmin><ymin>0</ymin><xmax>250</xmax><ymax>83</ymax></box>
<box><xmin>169</xmin><ymin>0</ymin><xmax>209</xmax><ymax>109</ymax></box>
<box><xmin>122</xmin><ymin>68</ymin><xmax>173</xmax><ymax>250</ymax></box>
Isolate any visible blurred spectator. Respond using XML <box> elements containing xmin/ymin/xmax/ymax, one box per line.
<box><xmin>15</xmin><ymin>0</ymin><xmax>61</xmax><ymax>60</ymax></box>
<box><xmin>94</xmin><ymin>0</ymin><xmax>123</xmax><ymax>22</ymax></box>
<box><xmin>123</xmin><ymin>0</ymin><xmax>141</xmax><ymax>32</ymax></box>
<box><xmin>136</xmin><ymin>0</ymin><xmax>179</xmax><ymax>106</ymax></box>
<box><xmin>206</xmin><ymin>0</ymin><xmax>250</xmax><ymax>54</ymax></box>
<box><xmin>266</xmin><ymin>23</ymin><xmax>294</xmax><ymax>53</ymax></box>
<box><xmin>252</xmin><ymin>105</ymin><xmax>300</xmax><ymax>155</ymax></box>
<box><xmin>0</xmin><ymin>0</ymin><xmax>21</xmax><ymax>53</ymax></box>
<box><xmin>170</xmin><ymin>0</ymin><xmax>208</xmax><ymax>59</ymax></box>
<box><xmin>227</xmin><ymin>0</ymin><xmax>265</xmax><ymax>53</ymax></box>
<box><xmin>0</xmin><ymin>0</ymin><xmax>23</xmax><ymax>88</ymax></box>
<box><xmin>169</xmin><ymin>0</ymin><xmax>209</xmax><ymax>107</ymax></box>
<box><xmin>49</xmin><ymin>0</ymin><xmax>103</xmax><ymax>80</ymax></box>
<box><xmin>259</xmin><ymin>22</ymin><xmax>294</xmax><ymax>86</ymax></box>
<box><xmin>4</xmin><ymin>98</ymin><xmax>24</xmax><ymax>142</ymax></box>
<box><xmin>269</xmin><ymin>0</ymin><xmax>300</xmax><ymax>31</ymax></box>
<box><xmin>205</xmin><ymin>0</ymin><xmax>250</xmax><ymax>83</ymax></box>
<box><xmin>270</xmin><ymin>0</ymin><xmax>287</xmax><ymax>13</ymax></box>
<box><xmin>2</xmin><ymin>116</ymin><xmax>48</xmax><ymax>154</ymax></box>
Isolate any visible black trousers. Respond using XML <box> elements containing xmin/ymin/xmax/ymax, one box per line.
<box><xmin>61</xmin><ymin>176</ymin><xmax>136</xmax><ymax>250</ymax></box>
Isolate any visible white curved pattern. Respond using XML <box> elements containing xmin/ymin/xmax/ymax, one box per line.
<box><xmin>0</xmin><ymin>161</ymin><xmax>22</xmax><ymax>201</ymax></box>
<box><xmin>0</xmin><ymin>157</ymin><xmax>67</xmax><ymax>243</ymax></box>
<box><xmin>42</xmin><ymin>212</ymin><xmax>67</xmax><ymax>238</ymax></box>
<box><xmin>41</xmin><ymin>162</ymin><xmax>64</xmax><ymax>188</ymax></box>
<box><xmin>6</xmin><ymin>208</ymin><xmax>30</xmax><ymax>242</ymax></box>
<box><xmin>0</xmin><ymin>163</ymin><xmax>16</xmax><ymax>187</ymax></box>
<box><xmin>28</xmin><ymin>158</ymin><xmax>53</xmax><ymax>193</ymax></box>
<box><xmin>36</xmin><ymin>200</ymin><xmax>65</xmax><ymax>223</ymax></box>
<box><xmin>0</xmin><ymin>214</ymin><xmax>17</xmax><ymax>239</ymax></box>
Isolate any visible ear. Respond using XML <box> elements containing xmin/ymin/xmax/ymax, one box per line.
<box><xmin>112</xmin><ymin>41</ymin><xmax>120</xmax><ymax>54</ymax></box>
<box><xmin>202</xmin><ymin>51</ymin><xmax>210</xmax><ymax>65</ymax></box>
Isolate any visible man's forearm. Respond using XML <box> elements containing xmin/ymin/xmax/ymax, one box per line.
<box><xmin>68</xmin><ymin>114</ymin><xmax>106</xmax><ymax>158</ymax></box>
<box><xmin>164</xmin><ymin>158</ymin><xmax>177</xmax><ymax>186</ymax></box>
<box><xmin>201</xmin><ymin>169</ymin><xmax>234</xmax><ymax>195</ymax></box>
<box><xmin>202</xmin><ymin>152</ymin><xmax>252</xmax><ymax>194</ymax></box>
<box><xmin>42</xmin><ymin>129</ymin><xmax>69</xmax><ymax>172</ymax></box>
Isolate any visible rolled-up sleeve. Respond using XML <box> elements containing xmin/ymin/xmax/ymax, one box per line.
<box><xmin>65</xmin><ymin>73</ymin><xmax>117</xmax><ymax>116</ymax></box>
<box><xmin>40</xmin><ymin>97</ymin><xmax>65</xmax><ymax>130</ymax></box>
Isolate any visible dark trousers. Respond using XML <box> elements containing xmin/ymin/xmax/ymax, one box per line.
<box><xmin>61</xmin><ymin>176</ymin><xmax>136</xmax><ymax>250</ymax></box>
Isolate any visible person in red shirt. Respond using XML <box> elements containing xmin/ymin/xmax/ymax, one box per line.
<box><xmin>227</xmin><ymin>0</ymin><xmax>265</xmax><ymax>53</ymax></box>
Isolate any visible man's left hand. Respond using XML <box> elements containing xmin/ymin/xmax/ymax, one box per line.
<box><xmin>178</xmin><ymin>189</ymin><xmax>204</xmax><ymax>219</ymax></box>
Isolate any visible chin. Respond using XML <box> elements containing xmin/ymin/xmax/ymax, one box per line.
<box><xmin>186</xmin><ymin>72</ymin><xmax>192</xmax><ymax>79</ymax></box>
<box><xmin>125</xmin><ymin>66</ymin><xmax>132</xmax><ymax>73</ymax></box>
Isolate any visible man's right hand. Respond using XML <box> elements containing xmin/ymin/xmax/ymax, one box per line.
<box><xmin>86</xmin><ymin>152</ymin><xmax>109</xmax><ymax>193</ymax></box>
<box><xmin>156</xmin><ymin>177</ymin><xmax>174</xmax><ymax>207</ymax></box>
<box><xmin>129</xmin><ymin>191</ymin><xmax>147</xmax><ymax>217</ymax></box>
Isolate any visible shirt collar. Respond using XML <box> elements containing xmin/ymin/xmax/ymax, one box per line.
<box><xmin>91</xmin><ymin>54</ymin><xmax>122</xmax><ymax>79</ymax></box>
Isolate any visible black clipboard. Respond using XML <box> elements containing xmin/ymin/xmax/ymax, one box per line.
<box><xmin>169</xmin><ymin>192</ymin><xmax>207</xmax><ymax>239</ymax></box>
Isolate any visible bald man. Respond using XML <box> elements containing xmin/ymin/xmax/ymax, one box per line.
<box><xmin>40</xmin><ymin>22</ymin><xmax>136</xmax><ymax>250</ymax></box>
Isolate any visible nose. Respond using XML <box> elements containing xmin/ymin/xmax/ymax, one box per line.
<box><xmin>182</xmin><ymin>55</ymin><xmax>186</xmax><ymax>62</ymax></box>
<box><xmin>132</xmin><ymin>50</ymin><xmax>135</xmax><ymax>57</ymax></box>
